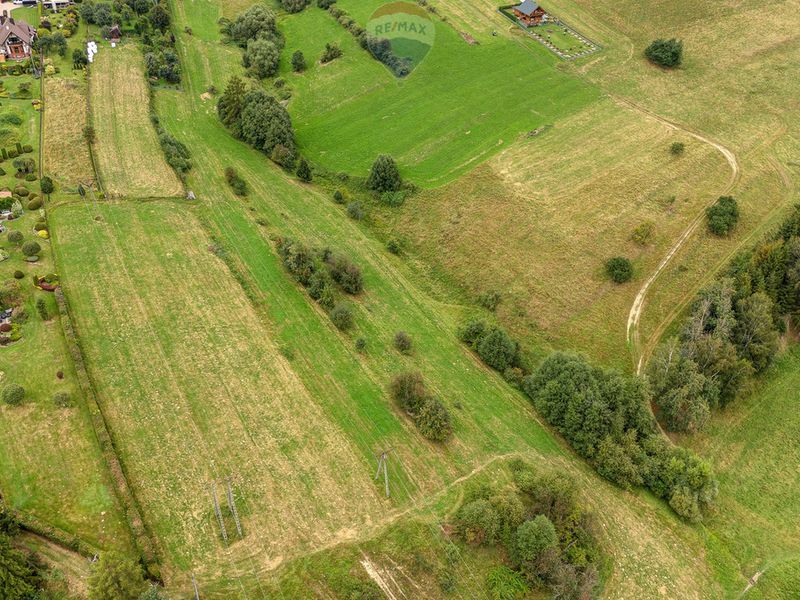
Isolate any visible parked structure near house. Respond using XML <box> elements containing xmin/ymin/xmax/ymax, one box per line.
<box><xmin>109</xmin><ymin>24</ymin><xmax>121</xmax><ymax>42</ymax></box>
<box><xmin>512</xmin><ymin>0</ymin><xmax>547</xmax><ymax>26</ymax></box>
<box><xmin>0</xmin><ymin>12</ymin><xmax>36</xmax><ymax>61</ymax></box>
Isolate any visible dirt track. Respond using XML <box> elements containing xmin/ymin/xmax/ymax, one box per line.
<box><xmin>614</xmin><ymin>96</ymin><xmax>741</xmax><ymax>373</ymax></box>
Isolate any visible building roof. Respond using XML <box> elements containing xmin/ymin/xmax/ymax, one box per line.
<box><xmin>515</xmin><ymin>0</ymin><xmax>541</xmax><ymax>16</ymax></box>
<box><xmin>0</xmin><ymin>15</ymin><xmax>36</xmax><ymax>46</ymax></box>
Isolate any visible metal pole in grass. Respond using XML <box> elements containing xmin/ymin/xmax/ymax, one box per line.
<box><xmin>210</xmin><ymin>483</ymin><xmax>228</xmax><ymax>544</ymax></box>
<box><xmin>191</xmin><ymin>572</ymin><xmax>200</xmax><ymax>600</ymax></box>
<box><xmin>226</xmin><ymin>478</ymin><xmax>243</xmax><ymax>539</ymax></box>
<box><xmin>374</xmin><ymin>451</ymin><xmax>390</xmax><ymax>498</ymax></box>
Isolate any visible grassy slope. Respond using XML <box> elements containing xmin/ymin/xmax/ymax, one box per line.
<box><xmin>0</xmin><ymin>208</ymin><xmax>131</xmax><ymax>552</ymax></box>
<box><xmin>279</xmin><ymin>3</ymin><xmax>598</xmax><ymax>186</ymax></box>
<box><xmin>685</xmin><ymin>347</ymin><xmax>800</xmax><ymax>598</ymax></box>
<box><xmin>90</xmin><ymin>43</ymin><xmax>183</xmax><ymax>198</ymax></box>
<box><xmin>78</xmin><ymin>0</ymin><xmax>737</xmax><ymax>595</ymax></box>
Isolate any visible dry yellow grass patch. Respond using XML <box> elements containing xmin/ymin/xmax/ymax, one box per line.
<box><xmin>90</xmin><ymin>45</ymin><xmax>183</xmax><ymax>198</ymax></box>
<box><xmin>393</xmin><ymin>98</ymin><xmax>729</xmax><ymax>366</ymax></box>
<box><xmin>43</xmin><ymin>77</ymin><xmax>94</xmax><ymax>188</ymax></box>
<box><xmin>52</xmin><ymin>201</ymin><xmax>384</xmax><ymax>588</ymax></box>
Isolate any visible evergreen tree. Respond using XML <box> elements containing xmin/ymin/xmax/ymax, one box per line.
<box><xmin>366</xmin><ymin>154</ymin><xmax>402</xmax><ymax>192</ymax></box>
<box><xmin>0</xmin><ymin>535</ymin><xmax>37</xmax><ymax>599</ymax></box>
<box><xmin>296</xmin><ymin>157</ymin><xmax>312</xmax><ymax>182</ymax></box>
<box><xmin>217</xmin><ymin>76</ymin><xmax>247</xmax><ymax>129</ymax></box>
<box><xmin>291</xmin><ymin>50</ymin><xmax>306</xmax><ymax>72</ymax></box>
<box><xmin>88</xmin><ymin>552</ymin><xmax>146</xmax><ymax>600</ymax></box>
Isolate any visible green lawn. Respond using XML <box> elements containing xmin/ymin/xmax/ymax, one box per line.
<box><xmin>278</xmin><ymin>4</ymin><xmax>598</xmax><ymax>186</ymax></box>
<box><xmin>0</xmin><ymin>208</ymin><xmax>131</xmax><ymax>552</ymax></box>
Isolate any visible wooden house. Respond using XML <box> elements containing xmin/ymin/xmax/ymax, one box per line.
<box><xmin>512</xmin><ymin>0</ymin><xmax>546</xmax><ymax>26</ymax></box>
<box><xmin>0</xmin><ymin>12</ymin><xmax>36</xmax><ymax>61</ymax></box>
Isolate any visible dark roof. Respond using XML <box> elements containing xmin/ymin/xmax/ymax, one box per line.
<box><xmin>0</xmin><ymin>16</ymin><xmax>36</xmax><ymax>46</ymax></box>
<box><xmin>515</xmin><ymin>0</ymin><xmax>541</xmax><ymax>16</ymax></box>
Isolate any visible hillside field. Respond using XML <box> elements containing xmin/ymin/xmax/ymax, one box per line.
<box><xmin>90</xmin><ymin>43</ymin><xmax>184</xmax><ymax>198</ymax></box>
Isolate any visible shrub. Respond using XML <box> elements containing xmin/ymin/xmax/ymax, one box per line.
<box><xmin>320</xmin><ymin>42</ymin><xmax>342</xmax><ymax>63</ymax></box>
<box><xmin>296</xmin><ymin>157</ymin><xmax>312</xmax><ymax>182</ymax></box>
<box><xmin>366</xmin><ymin>155</ymin><xmax>402</xmax><ymax>193</ymax></box>
<box><xmin>389</xmin><ymin>371</ymin><xmax>428</xmax><ymax>415</ymax></box>
<box><xmin>386</xmin><ymin>238</ymin><xmax>402</xmax><ymax>255</ymax></box>
<box><xmin>513</xmin><ymin>516</ymin><xmax>558</xmax><ymax>580</ymax></box>
<box><xmin>291</xmin><ymin>50</ymin><xmax>306</xmax><ymax>72</ymax></box>
<box><xmin>8</xmin><ymin>230</ymin><xmax>23</xmax><ymax>245</ymax></box>
<box><xmin>7</xmin><ymin>149</ymin><xmax>17</xmax><ymax>158</ymax></box>
<box><xmin>476</xmin><ymin>326</ymin><xmax>518</xmax><ymax>371</ymax></box>
<box><xmin>40</xmin><ymin>176</ymin><xmax>54</xmax><ymax>195</ymax></box>
<box><xmin>329</xmin><ymin>301</ymin><xmax>354</xmax><ymax>331</ymax></box>
<box><xmin>14</xmin><ymin>186</ymin><xmax>29</xmax><ymax>197</ymax></box>
<box><xmin>27</xmin><ymin>198</ymin><xmax>42</xmax><ymax>210</ymax></box>
<box><xmin>355</xmin><ymin>337</ymin><xmax>367</xmax><ymax>352</ymax></box>
<box><xmin>36</xmin><ymin>296</ymin><xmax>48</xmax><ymax>320</ymax></box>
<box><xmin>157</xmin><ymin>130</ymin><xmax>192</xmax><ymax>175</ymax></box>
<box><xmin>224</xmin><ymin>166</ymin><xmax>248</xmax><ymax>196</ymax></box>
<box><xmin>645</xmin><ymin>38</ymin><xmax>683</xmax><ymax>68</ymax></box>
<box><xmin>25</xmin><ymin>173</ymin><xmax>36</xmax><ymax>181</ymax></box>
<box><xmin>281</xmin><ymin>0</ymin><xmax>310</xmax><ymax>13</ymax></box>
<box><xmin>706</xmin><ymin>195</ymin><xmax>739</xmax><ymax>236</ymax></box>
<box><xmin>670</xmin><ymin>141</ymin><xmax>685</xmax><ymax>156</ymax></box>
<box><xmin>346</xmin><ymin>201</ymin><xmax>364</xmax><ymax>221</ymax></box>
<box><xmin>486</xmin><ymin>566</ymin><xmax>528</xmax><ymax>600</ymax></box>
<box><xmin>605</xmin><ymin>256</ymin><xmax>633</xmax><ymax>283</ymax></box>
<box><xmin>477</xmin><ymin>291</ymin><xmax>501</xmax><ymax>312</ymax></box>
<box><xmin>53</xmin><ymin>391</ymin><xmax>72</xmax><ymax>408</ymax></box>
<box><xmin>455</xmin><ymin>499</ymin><xmax>500</xmax><ymax>545</ymax></box>
<box><xmin>332</xmin><ymin>189</ymin><xmax>345</xmax><ymax>204</ymax></box>
<box><xmin>393</xmin><ymin>330</ymin><xmax>413</xmax><ymax>354</ymax></box>
<box><xmin>22</xmin><ymin>240</ymin><xmax>41</xmax><ymax>257</ymax></box>
<box><xmin>2</xmin><ymin>383</ymin><xmax>24</xmax><ymax>405</ymax></box>
<box><xmin>416</xmin><ymin>397</ymin><xmax>452</xmax><ymax>441</ymax></box>
<box><xmin>631</xmin><ymin>221</ymin><xmax>655</xmax><ymax>246</ymax></box>
<box><xmin>13</xmin><ymin>270</ymin><xmax>23</xmax><ymax>279</ymax></box>
<box><xmin>22</xmin><ymin>145</ymin><xmax>32</xmax><ymax>153</ymax></box>
<box><xmin>326</xmin><ymin>254</ymin><xmax>363</xmax><ymax>294</ymax></box>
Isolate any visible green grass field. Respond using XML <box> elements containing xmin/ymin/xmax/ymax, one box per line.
<box><xmin>278</xmin><ymin>3</ymin><xmax>599</xmax><ymax>186</ymax></box>
<box><xmin>90</xmin><ymin>43</ymin><xmax>183</xmax><ymax>198</ymax></box>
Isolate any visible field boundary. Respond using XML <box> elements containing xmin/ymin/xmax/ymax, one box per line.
<box><xmin>0</xmin><ymin>493</ymin><xmax>101</xmax><ymax>559</ymax></box>
<box><xmin>53</xmin><ymin>286</ymin><xmax>161</xmax><ymax>578</ymax></box>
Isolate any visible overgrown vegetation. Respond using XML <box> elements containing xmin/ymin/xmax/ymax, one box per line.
<box><xmin>221</xmin><ymin>4</ymin><xmax>284</xmax><ymax>79</ymax></box>
<box><xmin>452</xmin><ymin>461</ymin><xmax>603</xmax><ymax>598</ymax></box>
<box><xmin>649</xmin><ymin>205</ymin><xmax>800</xmax><ymax>432</ymax></box>
<box><xmin>524</xmin><ymin>353</ymin><xmax>717</xmax><ymax>521</ymax></box>
<box><xmin>276</xmin><ymin>237</ymin><xmax>364</xmax><ymax>328</ymax></box>
<box><xmin>390</xmin><ymin>372</ymin><xmax>452</xmax><ymax>441</ymax></box>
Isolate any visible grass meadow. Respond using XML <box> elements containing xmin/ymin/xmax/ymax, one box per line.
<box><xmin>89</xmin><ymin>43</ymin><xmax>183</xmax><ymax>198</ymax></box>
<box><xmin>278</xmin><ymin>3</ymin><xmax>599</xmax><ymax>186</ymax></box>
<box><xmin>43</xmin><ymin>77</ymin><xmax>95</xmax><ymax>189</ymax></box>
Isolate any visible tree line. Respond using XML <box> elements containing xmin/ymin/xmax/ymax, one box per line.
<box><xmin>649</xmin><ymin>204</ymin><xmax>800</xmax><ymax>433</ymax></box>
<box><xmin>458</xmin><ymin>320</ymin><xmax>717</xmax><ymax>521</ymax></box>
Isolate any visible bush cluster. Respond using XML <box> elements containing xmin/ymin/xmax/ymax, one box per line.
<box><xmin>277</xmin><ymin>238</ymin><xmax>365</xmax><ymax>326</ymax></box>
<box><xmin>706</xmin><ymin>195</ymin><xmax>739</xmax><ymax>236</ymax></box>
<box><xmin>389</xmin><ymin>372</ymin><xmax>452</xmax><ymax>441</ymax></box>
<box><xmin>2</xmin><ymin>383</ymin><xmax>24</xmax><ymax>406</ymax></box>
<box><xmin>222</xmin><ymin>5</ymin><xmax>284</xmax><ymax>79</ymax></box>
<box><xmin>453</xmin><ymin>461</ymin><xmax>602</xmax><ymax>597</ymax></box>
<box><xmin>320</xmin><ymin>42</ymin><xmax>343</xmax><ymax>64</ymax></box>
<box><xmin>645</xmin><ymin>38</ymin><xmax>683</xmax><ymax>68</ymax></box>
<box><xmin>524</xmin><ymin>353</ymin><xmax>717</xmax><ymax>521</ymax></box>
<box><xmin>224</xmin><ymin>166</ymin><xmax>248</xmax><ymax>196</ymax></box>
<box><xmin>649</xmin><ymin>205</ymin><xmax>800</xmax><ymax>432</ymax></box>
<box><xmin>459</xmin><ymin>319</ymin><xmax>523</xmax><ymax>374</ymax></box>
<box><xmin>605</xmin><ymin>256</ymin><xmax>633</xmax><ymax>283</ymax></box>
<box><xmin>218</xmin><ymin>78</ymin><xmax>297</xmax><ymax>167</ymax></box>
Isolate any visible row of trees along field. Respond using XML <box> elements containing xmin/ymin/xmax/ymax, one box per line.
<box><xmin>459</xmin><ymin>320</ymin><xmax>717</xmax><ymax>522</ymax></box>
<box><xmin>648</xmin><ymin>205</ymin><xmax>800</xmax><ymax>433</ymax></box>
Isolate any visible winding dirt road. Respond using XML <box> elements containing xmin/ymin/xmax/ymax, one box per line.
<box><xmin>614</xmin><ymin>96</ymin><xmax>741</xmax><ymax>373</ymax></box>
